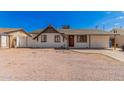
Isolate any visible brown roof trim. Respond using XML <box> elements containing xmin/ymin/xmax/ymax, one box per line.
<box><xmin>21</xmin><ymin>29</ymin><xmax>32</xmax><ymax>37</ymax></box>
<box><xmin>33</xmin><ymin>25</ymin><xmax>61</xmax><ymax>39</ymax></box>
<box><xmin>92</xmin><ymin>33</ymin><xmax>119</xmax><ymax>35</ymax></box>
<box><xmin>66</xmin><ymin>33</ymin><xmax>120</xmax><ymax>35</ymax></box>
<box><xmin>6</xmin><ymin>29</ymin><xmax>32</xmax><ymax>37</ymax></box>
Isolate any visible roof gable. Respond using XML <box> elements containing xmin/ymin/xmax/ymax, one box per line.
<box><xmin>8</xmin><ymin>29</ymin><xmax>32</xmax><ymax>37</ymax></box>
<box><xmin>42</xmin><ymin>25</ymin><xmax>59</xmax><ymax>33</ymax></box>
<box><xmin>33</xmin><ymin>25</ymin><xmax>60</xmax><ymax>39</ymax></box>
<box><xmin>0</xmin><ymin>28</ymin><xmax>22</xmax><ymax>33</ymax></box>
<box><xmin>0</xmin><ymin>28</ymin><xmax>31</xmax><ymax>37</ymax></box>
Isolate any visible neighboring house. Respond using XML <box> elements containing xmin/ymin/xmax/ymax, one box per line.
<box><xmin>0</xmin><ymin>28</ymin><xmax>31</xmax><ymax>48</ymax></box>
<box><xmin>111</xmin><ymin>28</ymin><xmax>124</xmax><ymax>47</ymax></box>
<box><xmin>29</xmin><ymin>25</ymin><xmax>115</xmax><ymax>48</ymax></box>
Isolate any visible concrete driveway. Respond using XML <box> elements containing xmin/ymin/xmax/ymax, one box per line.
<box><xmin>0</xmin><ymin>48</ymin><xmax>124</xmax><ymax>80</ymax></box>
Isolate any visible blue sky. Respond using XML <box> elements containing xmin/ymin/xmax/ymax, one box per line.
<box><xmin>0</xmin><ymin>11</ymin><xmax>124</xmax><ymax>32</ymax></box>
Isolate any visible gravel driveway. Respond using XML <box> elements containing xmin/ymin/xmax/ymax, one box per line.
<box><xmin>0</xmin><ymin>48</ymin><xmax>124</xmax><ymax>81</ymax></box>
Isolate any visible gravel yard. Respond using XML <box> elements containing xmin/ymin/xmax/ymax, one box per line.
<box><xmin>0</xmin><ymin>48</ymin><xmax>124</xmax><ymax>80</ymax></box>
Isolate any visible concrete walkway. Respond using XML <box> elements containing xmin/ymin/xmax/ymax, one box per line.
<box><xmin>71</xmin><ymin>48</ymin><xmax>124</xmax><ymax>62</ymax></box>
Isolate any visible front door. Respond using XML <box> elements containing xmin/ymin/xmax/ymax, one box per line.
<box><xmin>68</xmin><ymin>35</ymin><xmax>74</xmax><ymax>47</ymax></box>
<box><xmin>12</xmin><ymin>38</ymin><xmax>16</xmax><ymax>48</ymax></box>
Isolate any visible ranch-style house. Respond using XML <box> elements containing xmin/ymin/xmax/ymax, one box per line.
<box><xmin>0</xmin><ymin>25</ymin><xmax>118</xmax><ymax>48</ymax></box>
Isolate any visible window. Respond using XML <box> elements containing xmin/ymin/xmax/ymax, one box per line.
<box><xmin>55</xmin><ymin>35</ymin><xmax>61</xmax><ymax>42</ymax></box>
<box><xmin>77</xmin><ymin>35</ymin><xmax>87</xmax><ymax>42</ymax></box>
<box><xmin>41</xmin><ymin>35</ymin><xmax>47</xmax><ymax>42</ymax></box>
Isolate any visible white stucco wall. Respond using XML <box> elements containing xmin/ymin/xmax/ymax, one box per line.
<box><xmin>74</xmin><ymin>35</ymin><xmax>89</xmax><ymax>48</ymax></box>
<box><xmin>17</xmin><ymin>36</ymin><xmax>27</xmax><ymax>47</ymax></box>
<box><xmin>28</xmin><ymin>33</ymin><xmax>67</xmax><ymax>48</ymax></box>
<box><xmin>8</xmin><ymin>31</ymin><xmax>29</xmax><ymax>48</ymax></box>
<box><xmin>1</xmin><ymin>36</ymin><xmax>9</xmax><ymax>48</ymax></box>
<box><xmin>26</xmin><ymin>34</ymin><xmax>110</xmax><ymax>48</ymax></box>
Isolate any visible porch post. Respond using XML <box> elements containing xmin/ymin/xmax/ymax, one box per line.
<box><xmin>114</xmin><ymin>34</ymin><xmax>116</xmax><ymax>50</ymax></box>
<box><xmin>113</xmin><ymin>29</ymin><xmax>117</xmax><ymax>50</ymax></box>
<box><xmin>18</xmin><ymin>36</ymin><xmax>20</xmax><ymax>48</ymax></box>
<box><xmin>8</xmin><ymin>35</ymin><xmax>10</xmax><ymax>48</ymax></box>
<box><xmin>26</xmin><ymin>37</ymin><xmax>28</xmax><ymax>47</ymax></box>
<box><xmin>89</xmin><ymin>35</ymin><xmax>91</xmax><ymax>48</ymax></box>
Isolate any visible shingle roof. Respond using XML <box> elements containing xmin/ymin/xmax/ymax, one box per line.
<box><xmin>0</xmin><ymin>28</ymin><xmax>31</xmax><ymax>37</ymax></box>
<box><xmin>30</xmin><ymin>29</ymin><xmax>44</xmax><ymax>34</ymax></box>
<box><xmin>58</xmin><ymin>29</ymin><xmax>114</xmax><ymax>35</ymax></box>
<box><xmin>0</xmin><ymin>28</ymin><xmax>23</xmax><ymax>33</ymax></box>
<box><xmin>31</xmin><ymin>28</ymin><xmax>115</xmax><ymax>35</ymax></box>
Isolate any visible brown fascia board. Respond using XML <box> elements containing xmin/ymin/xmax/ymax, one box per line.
<box><xmin>21</xmin><ymin>30</ymin><xmax>32</xmax><ymax>37</ymax></box>
<box><xmin>33</xmin><ymin>28</ymin><xmax>47</xmax><ymax>39</ymax></box>
<box><xmin>86</xmin><ymin>33</ymin><xmax>120</xmax><ymax>35</ymax></box>
<box><xmin>5</xmin><ymin>28</ymin><xmax>23</xmax><ymax>33</ymax></box>
<box><xmin>33</xmin><ymin>26</ymin><xmax>60</xmax><ymax>39</ymax></box>
<box><xmin>64</xmin><ymin>33</ymin><xmax>120</xmax><ymax>35</ymax></box>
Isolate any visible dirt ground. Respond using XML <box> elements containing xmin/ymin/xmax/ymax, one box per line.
<box><xmin>0</xmin><ymin>48</ymin><xmax>124</xmax><ymax>81</ymax></box>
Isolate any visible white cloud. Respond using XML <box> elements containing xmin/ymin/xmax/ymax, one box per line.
<box><xmin>114</xmin><ymin>23</ymin><xmax>120</xmax><ymax>25</ymax></box>
<box><xmin>105</xmin><ymin>27</ymin><xmax>113</xmax><ymax>31</ymax></box>
<box><xmin>116</xmin><ymin>16</ymin><xmax>124</xmax><ymax>19</ymax></box>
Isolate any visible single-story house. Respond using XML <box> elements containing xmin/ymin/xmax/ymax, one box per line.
<box><xmin>29</xmin><ymin>25</ymin><xmax>116</xmax><ymax>48</ymax></box>
<box><xmin>0</xmin><ymin>25</ymin><xmax>117</xmax><ymax>49</ymax></box>
<box><xmin>111</xmin><ymin>28</ymin><xmax>124</xmax><ymax>47</ymax></box>
<box><xmin>0</xmin><ymin>28</ymin><xmax>31</xmax><ymax>48</ymax></box>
